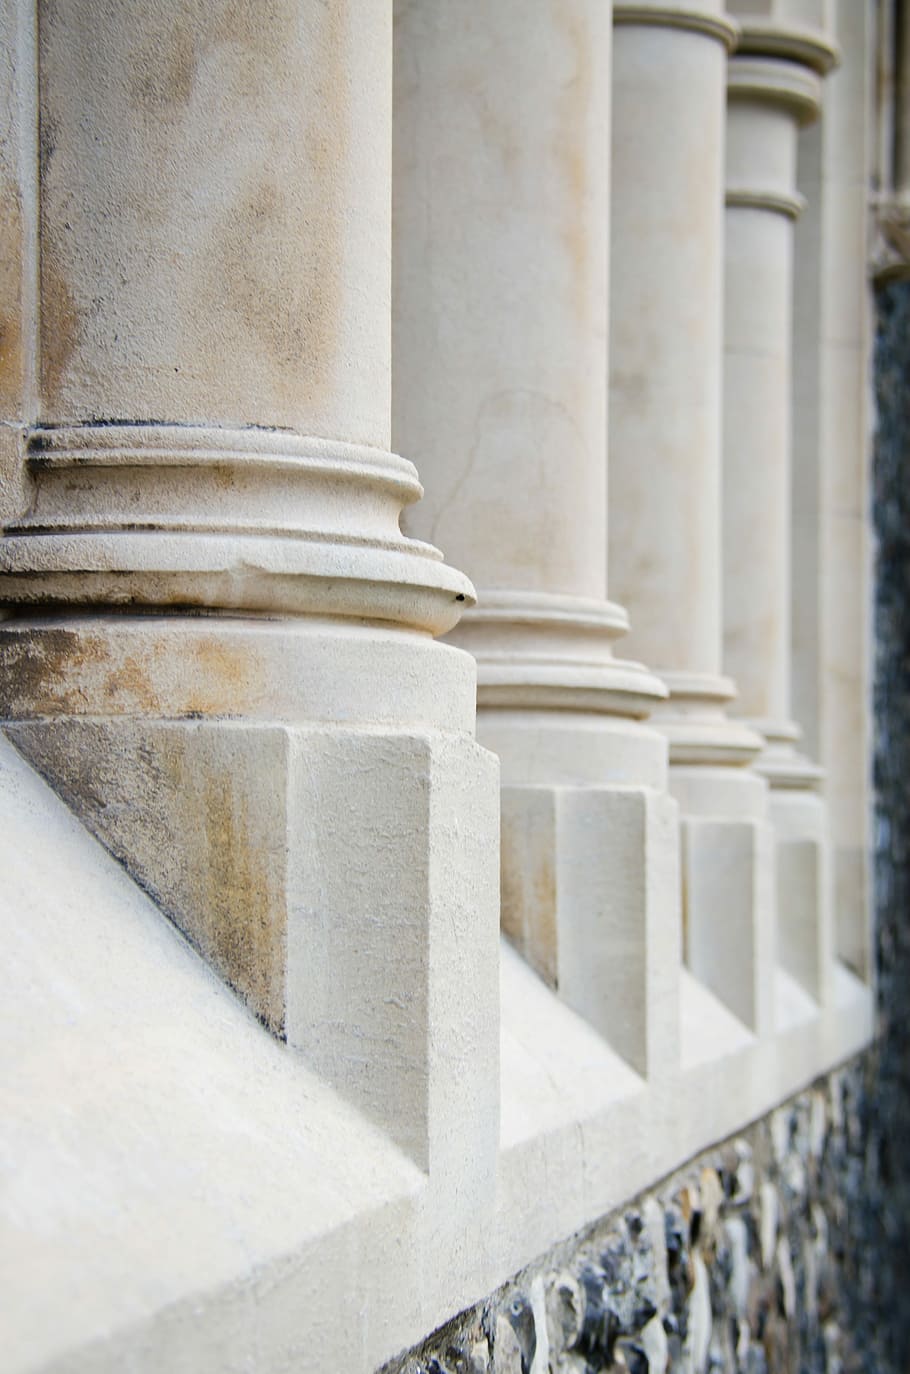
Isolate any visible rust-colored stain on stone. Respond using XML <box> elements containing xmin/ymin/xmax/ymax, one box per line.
<box><xmin>104</xmin><ymin>654</ymin><xmax>162</xmax><ymax>715</ymax></box>
<box><xmin>197</xmin><ymin>765</ymin><xmax>284</xmax><ymax>1032</ymax></box>
<box><xmin>0</xmin><ymin>627</ymin><xmax>274</xmax><ymax>720</ymax></box>
<box><xmin>35</xmin><ymin>0</ymin><xmax>356</xmax><ymax>426</ymax></box>
<box><xmin>129</xmin><ymin>24</ymin><xmax>197</xmax><ymax>116</ymax></box>
<box><xmin>0</xmin><ymin>628</ymin><xmax>165</xmax><ymax>719</ymax></box>
<box><xmin>6</xmin><ymin>716</ymin><xmax>287</xmax><ymax>1035</ymax></box>
<box><xmin>38</xmin><ymin>247</ymin><xmax>80</xmax><ymax>407</ymax></box>
<box><xmin>185</xmin><ymin>634</ymin><xmax>266</xmax><ymax>714</ymax></box>
<box><xmin>206</xmin><ymin>0</ymin><xmax>350</xmax><ymax>419</ymax></box>
<box><xmin>0</xmin><ymin>312</ymin><xmax>23</xmax><ymax>413</ymax></box>
<box><xmin>36</xmin><ymin>94</ymin><xmax>81</xmax><ymax>407</ymax></box>
<box><xmin>0</xmin><ymin>627</ymin><xmax>101</xmax><ymax>716</ymax></box>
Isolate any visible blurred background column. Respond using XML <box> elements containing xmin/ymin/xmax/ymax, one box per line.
<box><xmin>610</xmin><ymin>2</ymin><xmax>775</xmax><ymax>1034</ymax></box>
<box><xmin>723</xmin><ymin>1</ymin><xmax>838</xmax><ymax>1007</ymax></box>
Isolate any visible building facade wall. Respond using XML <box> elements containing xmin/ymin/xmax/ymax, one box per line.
<box><xmin>0</xmin><ymin>3</ymin><xmax>897</xmax><ymax>1371</ymax></box>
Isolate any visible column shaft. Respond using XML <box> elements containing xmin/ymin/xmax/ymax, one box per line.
<box><xmin>611</xmin><ymin>5</ymin><xmax>731</xmax><ymax>685</ymax></box>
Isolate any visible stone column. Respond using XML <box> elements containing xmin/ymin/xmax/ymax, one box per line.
<box><xmin>722</xmin><ymin>11</ymin><xmax>838</xmax><ymax>1006</ymax></box>
<box><xmin>609</xmin><ymin>2</ymin><xmax>774</xmax><ymax>1035</ymax></box>
<box><xmin>393</xmin><ymin>0</ymin><xmax>679</xmax><ymax>1078</ymax></box>
<box><xmin>792</xmin><ymin>0</ymin><xmax>873</xmax><ymax>980</ymax></box>
<box><xmin>0</xmin><ymin>0</ymin><xmax>501</xmax><ymax>1189</ymax></box>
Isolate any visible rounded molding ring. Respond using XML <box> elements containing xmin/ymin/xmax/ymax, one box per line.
<box><xmin>727</xmin><ymin>55</ymin><xmax>823</xmax><ymax>123</ymax></box>
<box><xmin>613</xmin><ymin>3</ymin><xmax>739</xmax><ymax>50</ymax></box>
<box><xmin>734</xmin><ymin>19</ymin><xmax>839</xmax><ymax>75</ymax></box>
<box><xmin>647</xmin><ymin>671</ymin><xmax>765</xmax><ymax>766</ymax></box>
<box><xmin>725</xmin><ymin>187</ymin><xmax>808</xmax><ymax>220</ymax></box>
<box><xmin>657</xmin><ymin>670</ymin><xmax>737</xmax><ymax>705</ymax></box>
<box><xmin>0</xmin><ymin>424</ymin><xmax>474</xmax><ymax>635</ymax></box>
<box><xmin>461</xmin><ymin>589</ymin><xmax>630</xmax><ymax>638</ymax></box>
<box><xmin>757</xmin><ymin>748</ymin><xmax>825</xmax><ymax>790</ymax></box>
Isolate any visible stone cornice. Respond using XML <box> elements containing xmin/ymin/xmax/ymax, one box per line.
<box><xmin>727</xmin><ymin>54</ymin><xmax>823</xmax><ymax>123</ymax></box>
<box><xmin>0</xmin><ymin>424</ymin><xmax>474</xmax><ymax>635</ymax></box>
<box><xmin>725</xmin><ymin>186</ymin><xmax>808</xmax><ymax>219</ymax></box>
<box><xmin>733</xmin><ymin>18</ymin><xmax>839</xmax><ymax>75</ymax></box>
<box><xmin>613</xmin><ymin>3</ymin><xmax>739</xmax><ymax>50</ymax></box>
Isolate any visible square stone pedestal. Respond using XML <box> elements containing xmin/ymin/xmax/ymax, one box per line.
<box><xmin>672</xmin><ymin>767</ymin><xmax>776</xmax><ymax>1036</ymax></box>
<box><xmin>499</xmin><ymin>782</ymin><xmax>680</xmax><ymax>1080</ymax></box>
<box><xmin>5</xmin><ymin>712</ymin><xmax>500</xmax><ymax>1186</ymax></box>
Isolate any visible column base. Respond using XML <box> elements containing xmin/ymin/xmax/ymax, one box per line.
<box><xmin>0</xmin><ymin>616</ymin><xmax>501</xmax><ymax>1179</ymax></box>
<box><xmin>449</xmin><ymin>590</ymin><xmax>669</xmax><ymax>717</ymax></box>
<box><xmin>650</xmin><ymin>671</ymin><xmax>765</xmax><ymax>767</ymax></box>
<box><xmin>449</xmin><ymin>590</ymin><xmax>679</xmax><ymax>1074</ymax></box>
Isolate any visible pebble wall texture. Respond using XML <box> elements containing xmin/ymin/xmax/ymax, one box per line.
<box><xmin>379</xmin><ymin>283</ymin><xmax>910</xmax><ymax>1374</ymax></box>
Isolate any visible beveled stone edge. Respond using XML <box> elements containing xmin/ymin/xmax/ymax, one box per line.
<box><xmin>613</xmin><ymin>3</ymin><xmax>739</xmax><ymax>50</ymax></box>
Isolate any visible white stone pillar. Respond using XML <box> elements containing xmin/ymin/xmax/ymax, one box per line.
<box><xmin>792</xmin><ymin>0</ymin><xmax>874</xmax><ymax>980</ymax></box>
<box><xmin>0</xmin><ymin>0</ymin><xmax>501</xmax><ymax>1189</ymax></box>
<box><xmin>393</xmin><ymin>0</ymin><xmax>680</xmax><ymax>1078</ymax></box>
<box><xmin>722</xmin><ymin>12</ymin><xmax>838</xmax><ymax>1006</ymax></box>
<box><xmin>609</xmin><ymin>3</ymin><xmax>774</xmax><ymax>1035</ymax></box>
